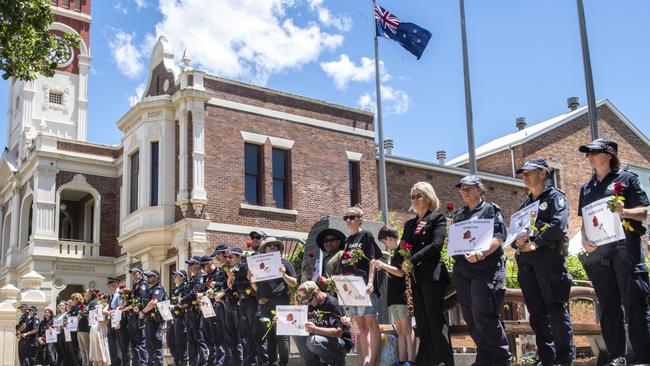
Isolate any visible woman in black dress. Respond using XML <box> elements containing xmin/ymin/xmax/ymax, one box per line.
<box><xmin>37</xmin><ymin>307</ymin><xmax>57</xmax><ymax>366</ymax></box>
<box><xmin>400</xmin><ymin>182</ymin><xmax>454</xmax><ymax>366</ymax></box>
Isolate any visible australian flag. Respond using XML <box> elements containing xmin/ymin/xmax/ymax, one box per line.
<box><xmin>375</xmin><ymin>4</ymin><xmax>431</xmax><ymax>60</ymax></box>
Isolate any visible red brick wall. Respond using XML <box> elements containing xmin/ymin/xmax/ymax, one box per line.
<box><xmin>385</xmin><ymin>161</ymin><xmax>528</xmax><ymax>226</ymax></box>
<box><xmin>56</xmin><ymin>171</ymin><xmax>120</xmax><ymax>257</ymax></box>
<box><xmin>57</xmin><ymin>140</ymin><xmax>118</xmax><ymax>158</ymax></box>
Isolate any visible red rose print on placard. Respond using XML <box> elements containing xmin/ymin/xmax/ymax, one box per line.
<box><xmin>463</xmin><ymin>230</ymin><xmax>472</xmax><ymax>239</ymax></box>
<box><xmin>286</xmin><ymin>313</ymin><xmax>294</xmax><ymax>321</ymax></box>
<box><xmin>592</xmin><ymin>216</ymin><xmax>599</xmax><ymax>227</ymax></box>
<box><xmin>259</xmin><ymin>262</ymin><xmax>266</xmax><ymax>270</ymax></box>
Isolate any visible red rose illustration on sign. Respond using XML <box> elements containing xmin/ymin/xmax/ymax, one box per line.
<box><xmin>259</xmin><ymin>262</ymin><xmax>266</xmax><ymax>270</ymax></box>
<box><xmin>286</xmin><ymin>313</ymin><xmax>294</xmax><ymax>322</ymax></box>
<box><xmin>342</xmin><ymin>284</ymin><xmax>349</xmax><ymax>292</ymax></box>
<box><xmin>592</xmin><ymin>216</ymin><xmax>599</xmax><ymax>227</ymax></box>
<box><xmin>463</xmin><ymin>231</ymin><xmax>472</xmax><ymax>239</ymax></box>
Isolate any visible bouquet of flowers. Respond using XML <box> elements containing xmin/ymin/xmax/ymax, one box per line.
<box><xmin>341</xmin><ymin>248</ymin><xmax>368</xmax><ymax>266</ymax></box>
<box><xmin>607</xmin><ymin>182</ymin><xmax>634</xmax><ymax>232</ymax></box>
<box><xmin>397</xmin><ymin>241</ymin><xmax>415</xmax><ymax>316</ymax></box>
<box><xmin>316</xmin><ymin>276</ymin><xmax>335</xmax><ymax>292</ymax></box>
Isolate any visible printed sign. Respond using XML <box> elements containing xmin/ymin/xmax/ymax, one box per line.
<box><xmin>275</xmin><ymin>305</ymin><xmax>309</xmax><ymax>336</ymax></box>
<box><xmin>311</xmin><ymin>250</ymin><xmax>324</xmax><ymax>282</ymax></box>
<box><xmin>64</xmin><ymin>328</ymin><xmax>72</xmax><ymax>342</ymax></box>
<box><xmin>45</xmin><ymin>328</ymin><xmax>58</xmax><ymax>344</ymax></box>
<box><xmin>66</xmin><ymin>316</ymin><xmax>78</xmax><ymax>332</ymax></box>
<box><xmin>582</xmin><ymin>197</ymin><xmax>626</xmax><ymax>246</ymax></box>
<box><xmin>246</xmin><ymin>251</ymin><xmax>283</xmax><ymax>282</ymax></box>
<box><xmin>332</xmin><ymin>275</ymin><xmax>372</xmax><ymax>307</ymax></box>
<box><xmin>199</xmin><ymin>297</ymin><xmax>215</xmax><ymax>318</ymax></box>
<box><xmin>111</xmin><ymin>310</ymin><xmax>122</xmax><ymax>329</ymax></box>
<box><xmin>156</xmin><ymin>300</ymin><xmax>173</xmax><ymax>321</ymax></box>
<box><xmin>447</xmin><ymin>219</ymin><xmax>494</xmax><ymax>256</ymax></box>
<box><xmin>505</xmin><ymin>201</ymin><xmax>540</xmax><ymax>246</ymax></box>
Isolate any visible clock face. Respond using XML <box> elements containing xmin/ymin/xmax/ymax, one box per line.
<box><xmin>48</xmin><ymin>37</ymin><xmax>73</xmax><ymax>66</ymax></box>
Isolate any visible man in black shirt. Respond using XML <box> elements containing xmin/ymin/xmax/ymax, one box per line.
<box><xmin>294</xmin><ymin>281</ymin><xmax>351</xmax><ymax>366</ymax></box>
<box><xmin>181</xmin><ymin>256</ymin><xmax>209</xmax><ymax>366</ymax></box>
<box><xmin>252</xmin><ymin>237</ymin><xmax>298</xmax><ymax>366</ymax></box>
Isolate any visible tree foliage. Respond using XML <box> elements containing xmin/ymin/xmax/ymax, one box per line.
<box><xmin>0</xmin><ymin>0</ymin><xmax>80</xmax><ymax>80</ymax></box>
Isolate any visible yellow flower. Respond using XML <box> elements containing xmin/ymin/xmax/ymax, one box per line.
<box><xmin>245</xmin><ymin>289</ymin><xmax>252</xmax><ymax>295</ymax></box>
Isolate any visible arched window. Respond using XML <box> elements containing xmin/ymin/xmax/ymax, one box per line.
<box><xmin>19</xmin><ymin>195</ymin><xmax>33</xmax><ymax>248</ymax></box>
<box><xmin>55</xmin><ymin>175</ymin><xmax>100</xmax><ymax>244</ymax></box>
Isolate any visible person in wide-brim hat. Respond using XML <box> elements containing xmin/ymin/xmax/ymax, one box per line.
<box><xmin>258</xmin><ymin>237</ymin><xmax>284</xmax><ymax>253</ymax></box>
<box><xmin>315</xmin><ymin>228</ymin><xmax>346</xmax><ymax>252</ymax></box>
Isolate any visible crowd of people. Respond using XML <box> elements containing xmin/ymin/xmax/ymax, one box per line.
<box><xmin>14</xmin><ymin>138</ymin><xmax>650</xmax><ymax>366</ymax></box>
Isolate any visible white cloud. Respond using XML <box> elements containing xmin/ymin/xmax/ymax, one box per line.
<box><xmin>320</xmin><ymin>54</ymin><xmax>391</xmax><ymax>90</ymax></box>
<box><xmin>356</xmin><ymin>85</ymin><xmax>410</xmax><ymax>115</ymax></box>
<box><xmin>128</xmin><ymin>83</ymin><xmax>146</xmax><ymax>106</ymax></box>
<box><xmin>108</xmin><ymin>30</ymin><xmax>145</xmax><ymax>79</ymax></box>
<box><xmin>114</xmin><ymin>2</ymin><xmax>128</xmax><ymax>14</ymax></box>
<box><xmin>151</xmin><ymin>0</ymin><xmax>344</xmax><ymax>85</ymax></box>
<box><xmin>134</xmin><ymin>0</ymin><xmax>147</xmax><ymax>10</ymax></box>
<box><xmin>308</xmin><ymin>0</ymin><xmax>352</xmax><ymax>32</ymax></box>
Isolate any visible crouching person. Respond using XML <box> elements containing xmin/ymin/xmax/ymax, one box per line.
<box><xmin>294</xmin><ymin>281</ymin><xmax>353</xmax><ymax>366</ymax></box>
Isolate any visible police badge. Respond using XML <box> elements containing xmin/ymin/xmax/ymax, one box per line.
<box><xmin>539</xmin><ymin>202</ymin><xmax>548</xmax><ymax>211</ymax></box>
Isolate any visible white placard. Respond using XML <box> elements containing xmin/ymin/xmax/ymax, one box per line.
<box><xmin>447</xmin><ymin>219</ymin><xmax>495</xmax><ymax>256</ymax></box>
<box><xmin>311</xmin><ymin>250</ymin><xmax>324</xmax><ymax>282</ymax></box>
<box><xmin>64</xmin><ymin>328</ymin><xmax>72</xmax><ymax>342</ymax></box>
<box><xmin>199</xmin><ymin>297</ymin><xmax>215</xmax><ymax>318</ymax></box>
<box><xmin>88</xmin><ymin>310</ymin><xmax>98</xmax><ymax>327</ymax></box>
<box><xmin>246</xmin><ymin>251</ymin><xmax>283</xmax><ymax>282</ymax></box>
<box><xmin>46</xmin><ymin>328</ymin><xmax>58</xmax><ymax>344</ymax></box>
<box><xmin>581</xmin><ymin>197</ymin><xmax>626</xmax><ymax>246</ymax></box>
<box><xmin>505</xmin><ymin>201</ymin><xmax>540</xmax><ymax>246</ymax></box>
<box><xmin>111</xmin><ymin>310</ymin><xmax>122</xmax><ymax>329</ymax></box>
<box><xmin>156</xmin><ymin>300</ymin><xmax>173</xmax><ymax>321</ymax></box>
<box><xmin>275</xmin><ymin>305</ymin><xmax>309</xmax><ymax>336</ymax></box>
<box><xmin>332</xmin><ymin>275</ymin><xmax>372</xmax><ymax>306</ymax></box>
<box><xmin>66</xmin><ymin>316</ymin><xmax>78</xmax><ymax>332</ymax></box>
<box><xmin>95</xmin><ymin>305</ymin><xmax>105</xmax><ymax>322</ymax></box>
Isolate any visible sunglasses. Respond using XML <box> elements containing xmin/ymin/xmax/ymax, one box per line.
<box><xmin>250</xmin><ymin>235</ymin><xmax>262</xmax><ymax>240</ymax></box>
<box><xmin>343</xmin><ymin>215</ymin><xmax>359</xmax><ymax>222</ymax></box>
<box><xmin>410</xmin><ymin>193</ymin><xmax>425</xmax><ymax>200</ymax></box>
<box><xmin>323</xmin><ymin>237</ymin><xmax>338</xmax><ymax>244</ymax></box>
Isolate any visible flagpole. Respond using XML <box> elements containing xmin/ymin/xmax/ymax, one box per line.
<box><xmin>459</xmin><ymin>0</ymin><xmax>477</xmax><ymax>175</ymax></box>
<box><xmin>372</xmin><ymin>0</ymin><xmax>389</xmax><ymax>224</ymax></box>
<box><xmin>576</xmin><ymin>0</ymin><xmax>599</xmax><ymax>140</ymax></box>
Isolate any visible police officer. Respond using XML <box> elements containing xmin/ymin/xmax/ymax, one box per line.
<box><xmin>16</xmin><ymin>304</ymin><xmax>40</xmax><ymax>366</ymax></box>
<box><xmin>210</xmin><ymin>245</ymin><xmax>234</xmax><ymax>365</ymax></box>
<box><xmin>181</xmin><ymin>256</ymin><xmax>209</xmax><ymax>366</ymax></box>
<box><xmin>197</xmin><ymin>254</ymin><xmax>225</xmax><ymax>366</ymax></box>
<box><xmin>106</xmin><ymin>277</ymin><xmax>124</xmax><ymax>366</ymax></box>
<box><xmin>452</xmin><ymin>175</ymin><xmax>511</xmax><ymax>366</ymax></box>
<box><xmin>513</xmin><ymin>159</ymin><xmax>574</xmax><ymax>366</ymax></box>
<box><xmin>252</xmin><ymin>237</ymin><xmax>298</xmax><ymax>366</ymax></box>
<box><xmin>142</xmin><ymin>270</ymin><xmax>166</xmax><ymax>366</ymax></box>
<box><xmin>223</xmin><ymin>248</ymin><xmax>244</xmax><ymax>366</ymax></box>
<box><xmin>127</xmin><ymin>267</ymin><xmax>150</xmax><ymax>366</ymax></box>
<box><xmin>169</xmin><ymin>269</ymin><xmax>189</xmax><ymax>366</ymax></box>
<box><xmin>578</xmin><ymin>139</ymin><xmax>650</xmax><ymax>365</ymax></box>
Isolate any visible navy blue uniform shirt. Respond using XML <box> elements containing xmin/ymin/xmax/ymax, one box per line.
<box><xmin>453</xmin><ymin>200</ymin><xmax>506</xmax><ymax>261</ymax></box>
<box><xmin>181</xmin><ymin>271</ymin><xmax>206</xmax><ymax>306</ymax></box>
<box><xmin>513</xmin><ymin>186</ymin><xmax>569</xmax><ymax>251</ymax></box>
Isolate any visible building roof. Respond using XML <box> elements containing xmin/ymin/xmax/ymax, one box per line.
<box><xmin>446</xmin><ymin>99</ymin><xmax>650</xmax><ymax>167</ymax></box>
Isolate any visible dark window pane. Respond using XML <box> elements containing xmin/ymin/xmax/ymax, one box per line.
<box><xmin>272</xmin><ymin>149</ymin><xmax>286</xmax><ymax>178</ymax></box>
<box><xmin>245</xmin><ymin>175</ymin><xmax>258</xmax><ymax>204</ymax></box>
<box><xmin>273</xmin><ymin>179</ymin><xmax>285</xmax><ymax>209</ymax></box>
<box><xmin>74</xmin><ymin>0</ymin><xmax>81</xmax><ymax>11</ymax></box>
<box><xmin>245</xmin><ymin>144</ymin><xmax>260</xmax><ymax>174</ymax></box>
<box><xmin>130</xmin><ymin>151</ymin><xmax>139</xmax><ymax>213</ymax></box>
<box><xmin>349</xmin><ymin>161</ymin><xmax>360</xmax><ymax>206</ymax></box>
<box><xmin>151</xmin><ymin>142</ymin><xmax>159</xmax><ymax>206</ymax></box>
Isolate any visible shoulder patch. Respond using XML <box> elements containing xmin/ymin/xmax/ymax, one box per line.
<box><xmin>154</xmin><ymin>289</ymin><xmax>160</xmax><ymax>295</ymax></box>
<box><xmin>557</xmin><ymin>196</ymin><xmax>566</xmax><ymax>209</ymax></box>
<box><xmin>539</xmin><ymin>202</ymin><xmax>548</xmax><ymax>211</ymax></box>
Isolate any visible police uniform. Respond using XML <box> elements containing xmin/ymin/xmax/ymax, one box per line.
<box><xmin>106</xmin><ymin>277</ymin><xmax>124</xmax><ymax>366</ymax></box>
<box><xmin>17</xmin><ymin>307</ymin><xmax>40</xmax><ymax>366</ymax></box>
<box><xmin>223</xmin><ymin>248</ymin><xmax>244</xmax><ymax>366</ymax></box>
<box><xmin>181</xmin><ymin>257</ymin><xmax>209</xmax><ymax>366</ymax></box>
<box><xmin>169</xmin><ymin>270</ymin><xmax>189</xmax><ymax>366</ymax></box>
<box><xmin>578</xmin><ymin>139</ymin><xmax>650</xmax><ymax>365</ymax></box>
<box><xmin>127</xmin><ymin>268</ymin><xmax>150</xmax><ymax>366</ymax></box>
<box><xmin>452</xmin><ymin>175</ymin><xmax>511</xmax><ymax>366</ymax></box>
<box><xmin>144</xmin><ymin>271</ymin><xmax>167</xmax><ymax>366</ymax></box>
<box><xmin>513</xmin><ymin>160</ymin><xmax>574</xmax><ymax>366</ymax></box>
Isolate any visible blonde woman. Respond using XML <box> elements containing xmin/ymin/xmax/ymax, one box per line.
<box><xmin>401</xmin><ymin>182</ymin><xmax>453</xmax><ymax>366</ymax></box>
<box><xmin>340</xmin><ymin>206</ymin><xmax>382</xmax><ymax>366</ymax></box>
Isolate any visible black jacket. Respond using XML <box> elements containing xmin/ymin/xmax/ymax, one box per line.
<box><xmin>401</xmin><ymin>210</ymin><xmax>449</xmax><ymax>284</ymax></box>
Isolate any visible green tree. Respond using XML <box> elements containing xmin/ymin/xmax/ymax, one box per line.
<box><xmin>0</xmin><ymin>0</ymin><xmax>79</xmax><ymax>80</ymax></box>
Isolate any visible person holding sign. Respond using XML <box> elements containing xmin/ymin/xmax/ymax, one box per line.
<box><xmin>340</xmin><ymin>205</ymin><xmax>382</xmax><ymax>366</ymax></box>
<box><xmin>251</xmin><ymin>237</ymin><xmax>298</xmax><ymax>366</ymax></box>
<box><xmin>451</xmin><ymin>175</ymin><xmax>511</xmax><ymax>366</ymax></box>
<box><xmin>89</xmin><ymin>294</ymin><xmax>111</xmax><ymax>366</ymax></box>
<box><xmin>17</xmin><ymin>305</ymin><xmax>40</xmax><ymax>366</ymax></box>
<box><xmin>180</xmin><ymin>257</ymin><xmax>209</xmax><ymax>366</ymax></box>
<box><xmin>578</xmin><ymin>138</ymin><xmax>650</xmax><ymax>366</ymax></box>
<box><xmin>37</xmin><ymin>307</ymin><xmax>57</xmax><ymax>366</ymax></box>
<box><xmin>400</xmin><ymin>182</ymin><xmax>454</xmax><ymax>366</ymax></box>
<box><xmin>294</xmin><ymin>281</ymin><xmax>353</xmax><ymax>366</ymax></box>
<box><xmin>64</xmin><ymin>293</ymin><xmax>84</xmax><ymax>366</ymax></box>
<box><xmin>169</xmin><ymin>270</ymin><xmax>189</xmax><ymax>366</ymax></box>
<box><xmin>513</xmin><ymin>159</ymin><xmax>574</xmax><ymax>366</ymax></box>
<box><xmin>141</xmin><ymin>270</ymin><xmax>167</xmax><ymax>366</ymax></box>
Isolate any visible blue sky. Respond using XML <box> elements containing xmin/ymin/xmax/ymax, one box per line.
<box><xmin>1</xmin><ymin>0</ymin><xmax>649</xmax><ymax>162</ymax></box>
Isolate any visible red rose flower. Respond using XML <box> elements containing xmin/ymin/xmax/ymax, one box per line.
<box><xmin>246</xmin><ymin>241</ymin><xmax>253</xmax><ymax>249</ymax></box>
<box><xmin>307</xmin><ymin>251</ymin><xmax>314</xmax><ymax>258</ymax></box>
<box><xmin>401</xmin><ymin>242</ymin><xmax>412</xmax><ymax>251</ymax></box>
<box><xmin>614</xmin><ymin>182</ymin><xmax>624</xmax><ymax>195</ymax></box>
<box><xmin>342</xmin><ymin>251</ymin><xmax>352</xmax><ymax>260</ymax></box>
<box><xmin>317</xmin><ymin>277</ymin><xmax>326</xmax><ymax>286</ymax></box>
<box><xmin>446</xmin><ymin>202</ymin><xmax>454</xmax><ymax>212</ymax></box>
<box><xmin>592</xmin><ymin>216</ymin><xmax>599</xmax><ymax>227</ymax></box>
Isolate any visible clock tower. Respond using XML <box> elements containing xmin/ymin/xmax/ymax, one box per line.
<box><xmin>6</xmin><ymin>0</ymin><xmax>91</xmax><ymax>165</ymax></box>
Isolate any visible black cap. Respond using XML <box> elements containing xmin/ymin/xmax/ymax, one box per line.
<box><xmin>128</xmin><ymin>268</ymin><xmax>143</xmax><ymax>274</ymax></box>
<box><xmin>172</xmin><ymin>269</ymin><xmax>187</xmax><ymax>278</ymax></box>
<box><xmin>19</xmin><ymin>304</ymin><xmax>29</xmax><ymax>309</ymax></box>
<box><xmin>198</xmin><ymin>255</ymin><xmax>213</xmax><ymax>264</ymax></box>
<box><xmin>144</xmin><ymin>270</ymin><xmax>160</xmax><ymax>277</ymax></box>
<box><xmin>30</xmin><ymin>305</ymin><xmax>37</xmax><ymax>311</ymax></box>
<box><xmin>184</xmin><ymin>256</ymin><xmax>201</xmax><ymax>265</ymax></box>
<box><xmin>516</xmin><ymin>159</ymin><xmax>550</xmax><ymax>174</ymax></box>
<box><xmin>106</xmin><ymin>277</ymin><xmax>120</xmax><ymax>285</ymax></box>
<box><xmin>579</xmin><ymin>138</ymin><xmax>618</xmax><ymax>156</ymax></box>
<box><xmin>249</xmin><ymin>229</ymin><xmax>267</xmax><ymax>238</ymax></box>
<box><xmin>229</xmin><ymin>247</ymin><xmax>243</xmax><ymax>256</ymax></box>
<box><xmin>211</xmin><ymin>244</ymin><xmax>229</xmax><ymax>256</ymax></box>
<box><xmin>455</xmin><ymin>175</ymin><xmax>482</xmax><ymax>188</ymax></box>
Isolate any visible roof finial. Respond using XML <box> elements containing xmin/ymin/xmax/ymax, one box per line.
<box><xmin>181</xmin><ymin>48</ymin><xmax>192</xmax><ymax>70</ymax></box>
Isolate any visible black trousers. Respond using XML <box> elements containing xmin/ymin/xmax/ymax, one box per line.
<box><xmin>186</xmin><ymin>310</ymin><xmax>209</xmax><ymax>366</ymax></box>
<box><xmin>63</xmin><ymin>331</ymin><xmax>81</xmax><ymax>366</ymax></box>
<box><xmin>126</xmin><ymin>314</ymin><xmax>148</xmax><ymax>366</ymax></box>
<box><xmin>18</xmin><ymin>338</ymin><xmax>38</xmax><ymax>366</ymax></box>
<box><xmin>107</xmin><ymin>325</ymin><xmax>123</xmax><ymax>366</ymax></box>
<box><xmin>518</xmin><ymin>250</ymin><xmax>575</xmax><ymax>365</ymax></box>
<box><xmin>172</xmin><ymin>317</ymin><xmax>189</xmax><ymax>366</ymax></box>
<box><xmin>202</xmin><ymin>303</ymin><xmax>225</xmax><ymax>366</ymax></box>
<box><xmin>454</xmin><ymin>258</ymin><xmax>511</xmax><ymax>366</ymax></box>
<box><xmin>412</xmin><ymin>280</ymin><xmax>454</xmax><ymax>366</ymax></box>
<box><xmin>585</xmin><ymin>247</ymin><xmax>650</xmax><ymax>361</ymax></box>
<box><xmin>224</xmin><ymin>304</ymin><xmax>243</xmax><ymax>366</ymax></box>
<box><xmin>239</xmin><ymin>297</ymin><xmax>269</xmax><ymax>366</ymax></box>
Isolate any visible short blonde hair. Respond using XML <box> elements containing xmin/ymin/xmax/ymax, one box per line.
<box><xmin>344</xmin><ymin>205</ymin><xmax>364</xmax><ymax>217</ymax></box>
<box><xmin>409</xmin><ymin>182</ymin><xmax>440</xmax><ymax>213</ymax></box>
<box><xmin>70</xmin><ymin>293</ymin><xmax>83</xmax><ymax>303</ymax></box>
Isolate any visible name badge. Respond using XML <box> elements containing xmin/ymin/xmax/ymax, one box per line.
<box><xmin>415</xmin><ymin>221</ymin><xmax>426</xmax><ymax>235</ymax></box>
